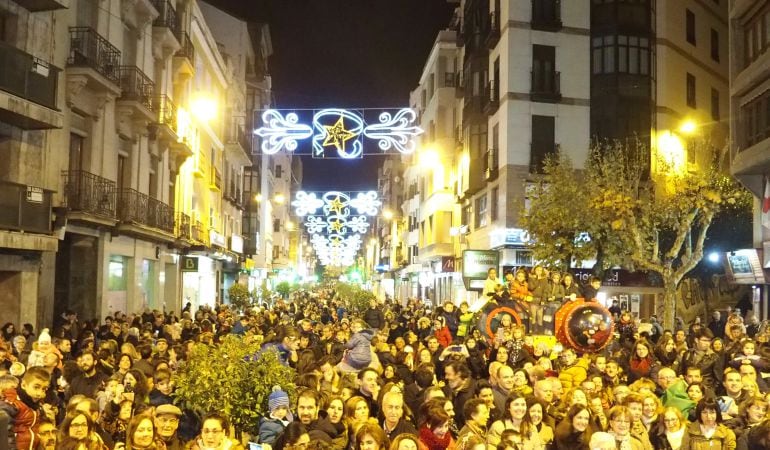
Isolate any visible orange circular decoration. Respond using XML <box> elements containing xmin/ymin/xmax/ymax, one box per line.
<box><xmin>482</xmin><ymin>306</ymin><xmax>522</xmax><ymax>340</ymax></box>
<box><xmin>554</xmin><ymin>299</ymin><xmax>615</xmax><ymax>353</ymax></box>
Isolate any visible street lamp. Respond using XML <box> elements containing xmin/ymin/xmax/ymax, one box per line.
<box><xmin>679</xmin><ymin>119</ymin><xmax>697</xmax><ymax>135</ymax></box>
<box><xmin>383</xmin><ymin>209</ymin><xmax>394</xmax><ymax>220</ymax></box>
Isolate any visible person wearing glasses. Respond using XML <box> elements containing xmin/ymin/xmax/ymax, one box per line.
<box><xmin>650</xmin><ymin>406</ymin><xmax>687</xmax><ymax>450</ymax></box>
<box><xmin>680</xmin><ymin>328</ymin><xmax>720</xmax><ymax>393</ymax></box>
<box><xmin>58</xmin><ymin>411</ymin><xmax>108</xmax><ymax>450</ymax></box>
<box><xmin>681</xmin><ymin>397</ymin><xmax>736</xmax><ymax>450</ymax></box>
<box><xmin>724</xmin><ymin>396</ymin><xmax>768</xmax><ymax>449</ymax></box>
<box><xmin>606</xmin><ymin>406</ymin><xmax>645</xmax><ymax>450</ymax></box>
<box><xmin>153</xmin><ymin>404</ymin><xmax>184</xmax><ymax>450</ymax></box>
<box><xmin>187</xmin><ymin>413</ymin><xmax>245</xmax><ymax>450</ymax></box>
<box><xmin>33</xmin><ymin>419</ymin><xmax>57</xmax><ymax>450</ymax></box>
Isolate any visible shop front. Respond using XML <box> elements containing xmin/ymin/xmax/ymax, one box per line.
<box><xmin>572</xmin><ymin>268</ymin><xmax>663</xmax><ymax>319</ymax></box>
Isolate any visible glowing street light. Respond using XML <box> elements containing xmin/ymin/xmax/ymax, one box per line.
<box><xmin>679</xmin><ymin>119</ymin><xmax>697</xmax><ymax>135</ymax></box>
<box><xmin>190</xmin><ymin>95</ymin><xmax>217</xmax><ymax>122</ymax></box>
<box><xmin>383</xmin><ymin>209</ymin><xmax>394</xmax><ymax>220</ymax></box>
<box><xmin>274</xmin><ymin>193</ymin><xmax>286</xmax><ymax>204</ymax></box>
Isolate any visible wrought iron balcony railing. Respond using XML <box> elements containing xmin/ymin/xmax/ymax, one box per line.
<box><xmin>67</xmin><ymin>27</ymin><xmax>121</xmax><ymax>85</ymax></box>
<box><xmin>175</xmin><ymin>32</ymin><xmax>194</xmax><ymax>65</ymax></box>
<box><xmin>151</xmin><ymin>0</ymin><xmax>178</xmax><ymax>33</ymax></box>
<box><xmin>117</xmin><ymin>65</ymin><xmax>154</xmax><ymax>111</ymax></box>
<box><xmin>176</xmin><ymin>211</ymin><xmax>191</xmax><ymax>240</ymax></box>
<box><xmin>0</xmin><ymin>40</ymin><xmax>60</xmax><ymax>110</ymax></box>
<box><xmin>153</xmin><ymin>95</ymin><xmax>177</xmax><ymax>132</ymax></box>
<box><xmin>117</xmin><ymin>188</ymin><xmax>174</xmax><ymax>233</ymax></box>
<box><xmin>61</xmin><ymin>170</ymin><xmax>116</xmax><ymax>217</ymax></box>
<box><xmin>191</xmin><ymin>220</ymin><xmax>206</xmax><ymax>243</ymax></box>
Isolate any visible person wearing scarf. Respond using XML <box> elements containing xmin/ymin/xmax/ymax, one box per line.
<box><xmin>627</xmin><ymin>340</ymin><xmax>658</xmax><ymax>383</ymax></box>
<box><xmin>607</xmin><ymin>406</ymin><xmax>645</xmax><ymax>450</ymax></box>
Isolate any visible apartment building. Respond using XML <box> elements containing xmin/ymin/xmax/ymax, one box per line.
<box><xmin>730</xmin><ymin>2</ymin><xmax>770</xmax><ymax>254</ymax></box>
<box><xmin>0</xmin><ymin>0</ymin><xmax>66</xmax><ymax>328</ymax></box>
<box><xmin>455</xmin><ymin>0</ymin><xmax>591</xmax><ymax>276</ymax></box>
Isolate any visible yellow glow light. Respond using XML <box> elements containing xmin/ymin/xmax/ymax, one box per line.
<box><xmin>419</xmin><ymin>147</ymin><xmax>440</xmax><ymax>169</ymax></box>
<box><xmin>383</xmin><ymin>209</ymin><xmax>394</xmax><ymax>220</ymax></box>
<box><xmin>286</xmin><ymin>221</ymin><xmax>295</xmax><ymax>231</ymax></box>
<box><xmin>190</xmin><ymin>96</ymin><xmax>217</xmax><ymax>122</ymax></box>
<box><xmin>274</xmin><ymin>193</ymin><xmax>285</xmax><ymax>204</ymax></box>
<box><xmin>679</xmin><ymin>120</ymin><xmax>697</xmax><ymax>135</ymax></box>
<box><xmin>657</xmin><ymin>131</ymin><xmax>686</xmax><ymax>174</ymax></box>
<box><xmin>255</xmin><ymin>193</ymin><xmax>263</xmax><ymax>202</ymax></box>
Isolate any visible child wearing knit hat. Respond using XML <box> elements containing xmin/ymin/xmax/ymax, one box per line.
<box><xmin>258</xmin><ymin>386</ymin><xmax>292</xmax><ymax>445</ymax></box>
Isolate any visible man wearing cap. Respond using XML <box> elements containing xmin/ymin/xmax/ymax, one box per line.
<box><xmin>155</xmin><ymin>404</ymin><xmax>184</xmax><ymax>450</ymax></box>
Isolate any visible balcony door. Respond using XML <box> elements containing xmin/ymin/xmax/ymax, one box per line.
<box><xmin>69</xmin><ymin>133</ymin><xmax>84</xmax><ymax>173</ymax></box>
<box><xmin>76</xmin><ymin>0</ymin><xmax>97</xmax><ymax>27</ymax></box>
<box><xmin>532</xmin><ymin>44</ymin><xmax>556</xmax><ymax>93</ymax></box>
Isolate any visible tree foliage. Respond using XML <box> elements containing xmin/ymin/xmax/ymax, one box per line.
<box><xmin>275</xmin><ymin>281</ymin><xmax>292</xmax><ymax>298</ymax></box>
<box><xmin>173</xmin><ymin>335</ymin><xmax>296</xmax><ymax>435</ymax></box>
<box><xmin>523</xmin><ymin>140</ymin><xmax>751</xmax><ymax>327</ymax></box>
<box><xmin>334</xmin><ymin>282</ymin><xmax>376</xmax><ymax>315</ymax></box>
<box><xmin>227</xmin><ymin>283</ymin><xmax>251</xmax><ymax>312</ymax></box>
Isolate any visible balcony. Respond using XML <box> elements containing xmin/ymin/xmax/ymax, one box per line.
<box><xmin>0</xmin><ymin>180</ymin><xmax>52</xmax><ymax>234</ymax></box>
<box><xmin>116</xmin><ymin>188</ymin><xmax>175</xmax><ymax>242</ymax></box>
<box><xmin>531</xmin><ymin>70</ymin><xmax>561</xmax><ymax>103</ymax></box>
<box><xmin>443</xmin><ymin>72</ymin><xmax>456</xmax><ymax>88</ymax></box>
<box><xmin>209</xmin><ymin>169</ymin><xmax>222</xmax><ymax>191</ymax></box>
<box><xmin>454</xmin><ymin>71</ymin><xmax>464</xmax><ymax>98</ymax></box>
<box><xmin>172</xmin><ymin>32</ymin><xmax>194</xmax><ymax>81</ymax></box>
<box><xmin>13</xmin><ymin>0</ymin><xmax>68</xmax><ymax>11</ymax></box>
<box><xmin>150</xmin><ymin>0</ymin><xmax>180</xmax><ymax>57</ymax></box>
<box><xmin>0</xmin><ymin>40</ymin><xmax>62</xmax><ymax>129</ymax></box>
<box><xmin>485</xmin><ymin>11</ymin><xmax>501</xmax><ymax>49</ymax></box>
<box><xmin>191</xmin><ymin>220</ymin><xmax>207</xmax><ymax>244</ymax></box>
<box><xmin>485</xmin><ymin>148</ymin><xmax>499</xmax><ymax>181</ymax></box>
<box><xmin>61</xmin><ymin>170</ymin><xmax>117</xmax><ymax>226</ymax></box>
<box><xmin>67</xmin><ymin>27</ymin><xmax>121</xmax><ymax>97</ymax></box>
<box><xmin>151</xmin><ymin>95</ymin><xmax>192</xmax><ymax>165</ymax></box>
<box><xmin>224</xmin><ymin>119</ymin><xmax>252</xmax><ymax>160</ymax></box>
<box><xmin>484</xmin><ymin>80</ymin><xmax>499</xmax><ymax>114</ymax></box>
<box><xmin>117</xmin><ymin>65</ymin><xmax>155</xmax><ymax>123</ymax></box>
<box><xmin>531</xmin><ymin>0</ymin><xmax>562</xmax><ymax>32</ymax></box>
<box><xmin>176</xmin><ymin>212</ymin><xmax>191</xmax><ymax>241</ymax></box>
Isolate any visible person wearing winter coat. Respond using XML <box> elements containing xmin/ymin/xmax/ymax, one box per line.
<box><xmin>0</xmin><ymin>366</ymin><xmax>50</xmax><ymax>450</ymax></box>
<box><xmin>363</xmin><ymin>300</ymin><xmax>385</xmax><ymax>330</ymax></box>
<box><xmin>259</xmin><ymin>386</ymin><xmax>293</xmax><ymax>445</ymax></box>
<box><xmin>681</xmin><ymin>397</ymin><xmax>737</xmax><ymax>450</ymax></box>
<box><xmin>432</xmin><ymin>317</ymin><xmax>452</xmax><ymax>349</ymax></box>
<box><xmin>337</xmin><ymin>320</ymin><xmax>375</xmax><ymax>373</ymax></box>
<box><xmin>456</xmin><ymin>302</ymin><xmax>475</xmax><ymax>339</ymax></box>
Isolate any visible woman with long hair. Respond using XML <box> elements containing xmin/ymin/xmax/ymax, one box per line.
<box><xmin>650</xmin><ymin>406</ymin><xmax>687</xmax><ymax>450</ymax></box>
<box><xmin>528</xmin><ymin>397</ymin><xmax>554</xmax><ymax>448</ymax></box>
<box><xmin>123</xmin><ymin>412</ymin><xmax>164</xmax><ymax>450</ymax></box>
<box><xmin>640</xmin><ymin>392</ymin><xmax>663</xmax><ymax>432</ymax></box>
<box><xmin>388</xmin><ymin>434</ymin><xmax>419</xmax><ymax>450</ymax></box>
<box><xmin>553</xmin><ymin>404</ymin><xmax>592</xmax><ymax>450</ymax></box>
<box><xmin>310</xmin><ymin>396</ymin><xmax>349</xmax><ymax>450</ymax></box>
<box><xmin>724</xmin><ymin>396</ymin><xmax>768</xmax><ymax>448</ymax></box>
<box><xmin>487</xmin><ymin>393</ymin><xmax>542</xmax><ymax>449</ymax></box>
<box><xmin>355</xmin><ymin>423</ymin><xmax>389</xmax><ymax>450</ymax></box>
<box><xmin>654</xmin><ymin>336</ymin><xmax>681</xmax><ymax>371</ymax></box>
<box><xmin>681</xmin><ymin>397</ymin><xmax>736</xmax><ymax>450</ymax></box>
<box><xmin>58</xmin><ymin>411</ymin><xmax>109</xmax><ymax>450</ymax></box>
<box><xmin>274</xmin><ymin>423</ymin><xmax>310</xmax><ymax>450</ymax></box>
<box><xmin>627</xmin><ymin>340</ymin><xmax>658</xmax><ymax>383</ymax></box>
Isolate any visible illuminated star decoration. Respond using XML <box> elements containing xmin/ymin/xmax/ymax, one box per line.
<box><xmin>253</xmin><ymin>108</ymin><xmax>422</xmax><ymax>158</ymax></box>
<box><xmin>322</xmin><ymin>116</ymin><xmax>357</xmax><ymax>153</ymax></box>
<box><xmin>293</xmin><ymin>190</ymin><xmax>381</xmax><ymax>267</ymax></box>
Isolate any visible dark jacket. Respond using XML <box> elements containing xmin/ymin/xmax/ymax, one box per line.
<box><xmin>308</xmin><ymin>414</ymin><xmax>347</xmax><ymax>450</ymax></box>
<box><xmin>383</xmin><ymin>418</ymin><xmax>417</xmax><ymax>440</ymax></box>
<box><xmin>0</xmin><ymin>388</ymin><xmax>42</xmax><ymax>450</ymax></box>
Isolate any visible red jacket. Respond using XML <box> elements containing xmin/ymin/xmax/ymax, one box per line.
<box><xmin>434</xmin><ymin>326</ymin><xmax>453</xmax><ymax>348</ymax></box>
<box><xmin>0</xmin><ymin>388</ymin><xmax>41</xmax><ymax>450</ymax></box>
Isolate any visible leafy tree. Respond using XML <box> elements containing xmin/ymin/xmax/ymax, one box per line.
<box><xmin>275</xmin><ymin>281</ymin><xmax>291</xmax><ymax>298</ymax></box>
<box><xmin>227</xmin><ymin>283</ymin><xmax>251</xmax><ymax>312</ymax></box>
<box><xmin>523</xmin><ymin>140</ymin><xmax>750</xmax><ymax>328</ymax></box>
<box><xmin>173</xmin><ymin>335</ymin><xmax>296</xmax><ymax>435</ymax></box>
<box><xmin>335</xmin><ymin>282</ymin><xmax>376</xmax><ymax>315</ymax></box>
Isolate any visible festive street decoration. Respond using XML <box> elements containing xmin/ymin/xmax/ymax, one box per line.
<box><xmin>253</xmin><ymin>108</ymin><xmax>423</xmax><ymax>158</ymax></box>
<box><xmin>294</xmin><ymin>190</ymin><xmax>381</xmax><ymax>267</ymax></box>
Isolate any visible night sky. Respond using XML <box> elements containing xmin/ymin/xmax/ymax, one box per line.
<box><xmin>206</xmin><ymin>0</ymin><xmax>456</xmax><ymax>190</ymax></box>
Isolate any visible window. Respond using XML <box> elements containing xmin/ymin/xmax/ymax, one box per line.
<box><xmin>462</xmin><ymin>204</ymin><xmax>471</xmax><ymax>227</ymax></box>
<box><xmin>686</xmin><ymin>9</ymin><xmax>696</xmax><ymax>45</ymax></box>
<box><xmin>530</xmin><ymin>115</ymin><xmax>556</xmax><ymax>173</ymax></box>
<box><xmin>474</xmin><ymin>195</ymin><xmax>487</xmax><ymax>228</ymax></box>
<box><xmin>275</xmin><ymin>164</ymin><xmax>282</xmax><ymax>178</ymax></box>
<box><xmin>742</xmin><ymin>90</ymin><xmax>770</xmax><ymax>148</ymax></box>
<box><xmin>711</xmin><ymin>29</ymin><xmax>719</xmax><ymax>62</ymax></box>
<box><xmin>532</xmin><ymin>45</ymin><xmax>557</xmax><ymax>94</ymax></box>
<box><xmin>273</xmin><ymin>219</ymin><xmax>280</xmax><ymax>233</ymax></box>
<box><xmin>593</xmin><ymin>35</ymin><xmax>649</xmax><ymax>75</ymax></box>
<box><xmin>491</xmin><ymin>187</ymin><xmax>499</xmax><ymax>222</ymax></box>
<box><xmin>711</xmin><ymin>88</ymin><xmax>720</xmax><ymax>121</ymax></box>
<box><xmin>686</xmin><ymin>73</ymin><xmax>696</xmax><ymax>108</ymax></box>
<box><xmin>744</xmin><ymin>8</ymin><xmax>770</xmax><ymax>66</ymax></box>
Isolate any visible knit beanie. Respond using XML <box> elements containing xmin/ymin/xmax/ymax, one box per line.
<box><xmin>268</xmin><ymin>386</ymin><xmax>290</xmax><ymax>414</ymax></box>
<box><xmin>38</xmin><ymin>328</ymin><xmax>51</xmax><ymax>344</ymax></box>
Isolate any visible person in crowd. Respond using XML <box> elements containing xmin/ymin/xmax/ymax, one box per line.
<box><xmin>187</xmin><ymin>413</ymin><xmax>245</xmax><ymax>450</ymax></box>
<box><xmin>681</xmin><ymin>397</ymin><xmax>736</xmax><ymax>450</ymax></box>
<box><xmin>274</xmin><ymin>422</ymin><xmax>310</xmax><ymax>450</ymax></box>
<box><xmin>487</xmin><ymin>392</ymin><xmax>541</xmax><ymax>449</ymax></box>
<box><xmin>259</xmin><ymin>386</ymin><xmax>293</xmax><ymax>445</ymax></box>
<box><xmin>355</xmin><ymin>423</ymin><xmax>389</xmax><ymax>450</ymax></box>
<box><xmin>606</xmin><ymin>405</ymin><xmax>645</xmax><ymax>450</ymax></box>
<box><xmin>153</xmin><ymin>404</ymin><xmax>184</xmax><ymax>450</ymax></box>
<box><xmin>0</xmin><ymin>366</ymin><xmax>50</xmax><ymax>450</ymax></box>
<box><xmin>418</xmin><ymin>401</ymin><xmax>454</xmax><ymax>450</ymax></box>
<box><xmin>553</xmin><ymin>404</ymin><xmax>592</xmax><ymax>450</ymax></box>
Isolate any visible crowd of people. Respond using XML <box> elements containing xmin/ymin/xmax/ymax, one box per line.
<box><xmin>0</xmin><ymin>279</ymin><xmax>768</xmax><ymax>450</ymax></box>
